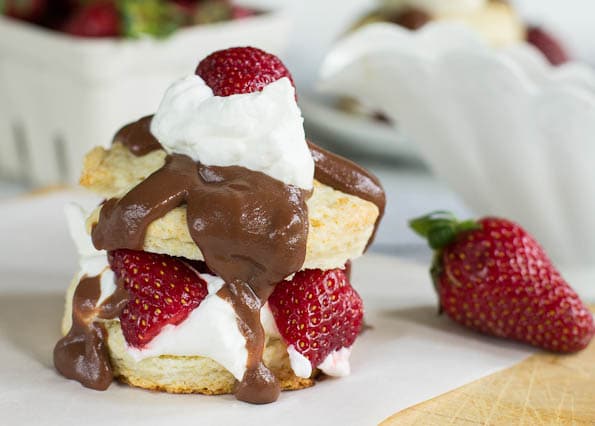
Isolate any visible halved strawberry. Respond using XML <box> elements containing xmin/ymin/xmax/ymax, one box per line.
<box><xmin>268</xmin><ymin>268</ymin><xmax>364</xmax><ymax>369</ymax></box>
<box><xmin>108</xmin><ymin>249</ymin><xmax>208</xmax><ymax>348</ymax></box>
<box><xmin>195</xmin><ymin>46</ymin><xmax>295</xmax><ymax>97</ymax></box>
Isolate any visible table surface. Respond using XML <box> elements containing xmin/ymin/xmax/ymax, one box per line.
<box><xmin>382</xmin><ymin>306</ymin><xmax>595</xmax><ymax>425</ymax></box>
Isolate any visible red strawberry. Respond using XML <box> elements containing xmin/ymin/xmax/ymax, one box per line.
<box><xmin>169</xmin><ymin>0</ymin><xmax>197</xmax><ymax>14</ymax></box>
<box><xmin>268</xmin><ymin>268</ymin><xmax>364</xmax><ymax>369</ymax></box>
<box><xmin>4</xmin><ymin>0</ymin><xmax>47</xmax><ymax>22</ymax></box>
<box><xmin>108</xmin><ymin>249</ymin><xmax>208</xmax><ymax>348</ymax></box>
<box><xmin>527</xmin><ymin>26</ymin><xmax>569</xmax><ymax>66</ymax></box>
<box><xmin>231</xmin><ymin>5</ymin><xmax>256</xmax><ymax>20</ymax></box>
<box><xmin>196</xmin><ymin>46</ymin><xmax>295</xmax><ymax>97</ymax></box>
<box><xmin>63</xmin><ymin>1</ymin><xmax>121</xmax><ymax>38</ymax></box>
<box><xmin>410</xmin><ymin>212</ymin><xmax>595</xmax><ymax>353</ymax></box>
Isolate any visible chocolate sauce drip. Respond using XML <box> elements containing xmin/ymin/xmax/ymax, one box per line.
<box><xmin>92</xmin><ymin>154</ymin><xmax>310</xmax><ymax>403</ymax></box>
<box><xmin>54</xmin><ymin>275</ymin><xmax>128</xmax><ymax>390</ymax></box>
<box><xmin>388</xmin><ymin>8</ymin><xmax>431</xmax><ymax>30</ymax></box>
<box><xmin>307</xmin><ymin>141</ymin><xmax>386</xmax><ymax>246</ymax></box>
<box><xmin>219</xmin><ymin>282</ymin><xmax>280</xmax><ymax>404</ymax></box>
<box><xmin>114</xmin><ymin>116</ymin><xmax>162</xmax><ymax>156</ymax></box>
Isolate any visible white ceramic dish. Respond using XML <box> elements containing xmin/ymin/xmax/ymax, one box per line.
<box><xmin>319</xmin><ymin>22</ymin><xmax>595</xmax><ymax>267</ymax></box>
<box><xmin>0</xmin><ymin>10</ymin><xmax>290</xmax><ymax>186</ymax></box>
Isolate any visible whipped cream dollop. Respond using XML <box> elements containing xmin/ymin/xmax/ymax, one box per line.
<box><xmin>151</xmin><ymin>75</ymin><xmax>314</xmax><ymax>190</ymax></box>
<box><xmin>382</xmin><ymin>0</ymin><xmax>486</xmax><ymax>15</ymax></box>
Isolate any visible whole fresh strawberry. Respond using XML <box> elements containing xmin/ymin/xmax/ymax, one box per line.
<box><xmin>196</xmin><ymin>46</ymin><xmax>295</xmax><ymax>97</ymax></box>
<box><xmin>268</xmin><ymin>268</ymin><xmax>363</xmax><ymax>371</ymax></box>
<box><xmin>108</xmin><ymin>249</ymin><xmax>208</xmax><ymax>348</ymax></box>
<box><xmin>410</xmin><ymin>211</ymin><xmax>594</xmax><ymax>353</ymax></box>
<box><xmin>63</xmin><ymin>1</ymin><xmax>121</xmax><ymax>37</ymax></box>
<box><xmin>527</xmin><ymin>26</ymin><xmax>569</xmax><ymax>66</ymax></box>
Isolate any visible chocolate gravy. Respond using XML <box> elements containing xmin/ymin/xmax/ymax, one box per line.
<box><xmin>219</xmin><ymin>282</ymin><xmax>280</xmax><ymax>403</ymax></box>
<box><xmin>54</xmin><ymin>274</ymin><xmax>128</xmax><ymax>390</ymax></box>
<box><xmin>92</xmin><ymin>154</ymin><xmax>309</xmax><ymax>403</ymax></box>
<box><xmin>114</xmin><ymin>116</ymin><xmax>162</xmax><ymax>156</ymax></box>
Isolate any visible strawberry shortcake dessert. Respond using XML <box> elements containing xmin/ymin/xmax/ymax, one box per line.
<box><xmin>54</xmin><ymin>47</ymin><xmax>385</xmax><ymax>404</ymax></box>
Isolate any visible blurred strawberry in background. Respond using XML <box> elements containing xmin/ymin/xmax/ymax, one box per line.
<box><xmin>4</xmin><ymin>0</ymin><xmax>48</xmax><ymax>22</ymax></box>
<box><xmin>1</xmin><ymin>0</ymin><xmax>260</xmax><ymax>38</ymax></box>
<box><xmin>527</xmin><ymin>26</ymin><xmax>570</xmax><ymax>65</ymax></box>
<box><xmin>63</xmin><ymin>1</ymin><xmax>121</xmax><ymax>37</ymax></box>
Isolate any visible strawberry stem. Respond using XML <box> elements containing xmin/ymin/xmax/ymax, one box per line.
<box><xmin>121</xmin><ymin>0</ymin><xmax>182</xmax><ymax>39</ymax></box>
<box><xmin>410</xmin><ymin>211</ymin><xmax>480</xmax><ymax>314</ymax></box>
<box><xmin>409</xmin><ymin>211</ymin><xmax>480</xmax><ymax>250</ymax></box>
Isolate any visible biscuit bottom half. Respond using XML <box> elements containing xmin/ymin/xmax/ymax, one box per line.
<box><xmin>105</xmin><ymin>321</ymin><xmax>317</xmax><ymax>394</ymax></box>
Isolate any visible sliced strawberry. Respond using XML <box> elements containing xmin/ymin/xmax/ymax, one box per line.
<box><xmin>195</xmin><ymin>46</ymin><xmax>295</xmax><ymax>97</ymax></box>
<box><xmin>108</xmin><ymin>249</ymin><xmax>208</xmax><ymax>348</ymax></box>
<box><xmin>268</xmin><ymin>268</ymin><xmax>364</xmax><ymax>369</ymax></box>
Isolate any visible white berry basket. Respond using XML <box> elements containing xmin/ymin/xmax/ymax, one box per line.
<box><xmin>0</xmin><ymin>10</ymin><xmax>290</xmax><ymax>186</ymax></box>
<box><xmin>319</xmin><ymin>23</ymin><xmax>595</xmax><ymax>269</ymax></box>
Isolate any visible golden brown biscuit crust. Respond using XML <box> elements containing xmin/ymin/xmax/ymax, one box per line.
<box><xmin>105</xmin><ymin>321</ymin><xmax>316</xmax><ymax>395</ymax></box>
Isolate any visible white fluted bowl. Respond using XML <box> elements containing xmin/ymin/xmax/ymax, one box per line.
<box><xmin>319</xmin><ymin>23</ymin><xmax>595</xmax><ymax>267</ymax></box>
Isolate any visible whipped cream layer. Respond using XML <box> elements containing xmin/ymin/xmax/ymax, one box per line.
<box><xmin>127</xmin><ymin>289</ymin><xmax>354</xmax><ymax>380</ymax></box>
<box><xmin>382</xmin><ymin>0</ymin><xmax>486</xmax><ymax>15</ymax></box>
<box><xmin>151</xmin><ymin>76</ymin><xmax>314</xmax><ymax>190</ymax></box>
